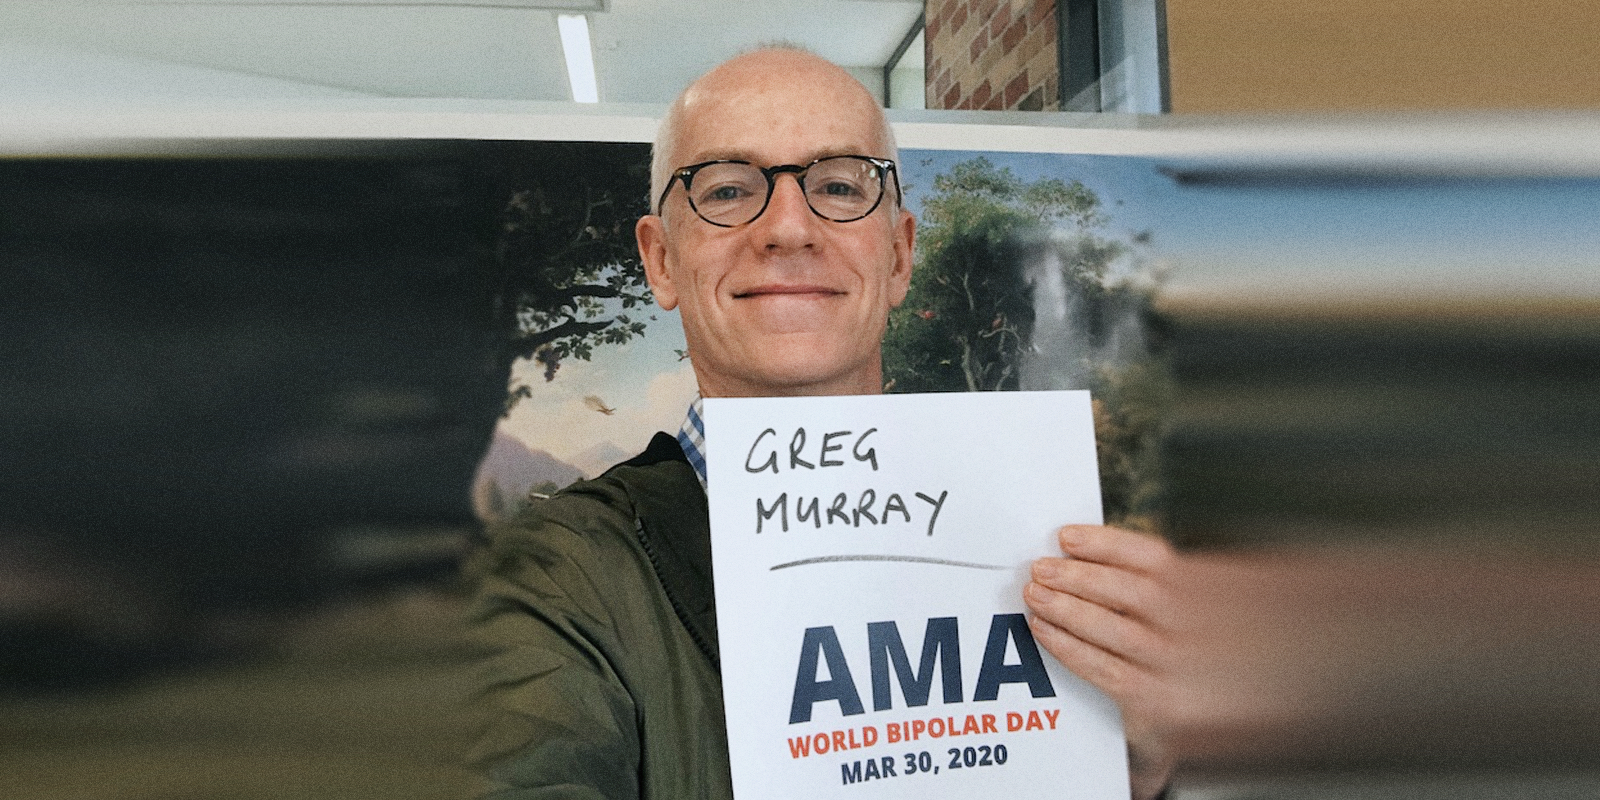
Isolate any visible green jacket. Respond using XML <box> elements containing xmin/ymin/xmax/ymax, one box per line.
<box><xmin>467</xmin><ymin>433</ymin><xmax>733</xmax><ymax>799</ymax></box>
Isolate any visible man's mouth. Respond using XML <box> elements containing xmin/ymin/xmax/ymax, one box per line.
<box><xmin>733</xmin><ymin>284</ymin><xmax>844</xmax><ymax>298</ymax></box>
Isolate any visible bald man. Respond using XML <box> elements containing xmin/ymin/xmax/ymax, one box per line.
<box><xmin>469</xmin><ymin>47</ymin><xmax>1176</xmax><ymax>800</ymax></box>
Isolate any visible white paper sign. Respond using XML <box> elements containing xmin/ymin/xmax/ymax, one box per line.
<box><xmin>706</xmin><ymin>391</ymin><xmax>1129</xmax><ymax>799</ymax></box>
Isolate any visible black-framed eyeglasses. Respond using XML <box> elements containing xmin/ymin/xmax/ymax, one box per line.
<box><xmin>656</xmin><ymin>155</ymin><xmax>901</xmax><ymax>228</ymax></box>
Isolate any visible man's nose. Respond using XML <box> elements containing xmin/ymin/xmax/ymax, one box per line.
<box><xmin>755</xmin><ymin>173</ymin><xmax>817</xmax><ymax>247</ymax></box>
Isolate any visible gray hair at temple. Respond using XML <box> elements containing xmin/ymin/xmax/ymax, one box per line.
<box><xmin>648</xmin><ymin>44</ymin><xmax>900</xmax><ymax>217</ymax></box>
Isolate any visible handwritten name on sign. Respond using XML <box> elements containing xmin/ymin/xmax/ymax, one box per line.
<box><xmin>742</xmin><ymin>426</ymin><xmax>950</xmax><ymax>536</ymax></box>
<box><xmin>706</xmin><ymin>392</ymin><xmax>1128</xmax><ymax>800</ymax></box>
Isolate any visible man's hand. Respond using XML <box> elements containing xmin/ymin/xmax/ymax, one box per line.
<box><xmin>1024</xmin><ymin>524</ymin><xmax>1180</xmax><ymax>800</ymax></box>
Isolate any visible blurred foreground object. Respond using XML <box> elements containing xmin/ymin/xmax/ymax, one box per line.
<box><xmin>1155</xmin><ymin>293</ymin><xmax>1599</xmax><ymax>786</ymax></box>
<box><xmin>1163</xmin><ymin>299</ymin><xmax>1599</xmax><ymax>551</ymax></box>
<box><xmin>1155</xmin><ymin>547</ymin><xmax>1599</xmax><ymax>775</ymax></box>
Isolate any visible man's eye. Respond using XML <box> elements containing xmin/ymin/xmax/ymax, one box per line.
<box><xmin>700</xmin><ymin>184</ymin><xmax>749</xmax><ymax>203</ymax></box>
<box><xmin>817</xmin><ymin>180</ymin><xmax>864</xmax><ymax>198</ymax></box>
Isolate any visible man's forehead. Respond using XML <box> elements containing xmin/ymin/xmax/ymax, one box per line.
<box><xmin>673</xmin><ymin>90</ymin><xmax>887</xmax><ymax>166</ymax></box>
<box><xmin>681</xmin><ymin>145</ymin><xmax>878</xmax><ymax>167</ymax></box>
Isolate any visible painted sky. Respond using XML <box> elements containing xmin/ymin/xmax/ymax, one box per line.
<box><xmin>903</xmin><ymin>148</ymin><xmax>1600</xmax><ymax>299</ymax></box>
<box><xmin>498</xmin><ymin>308</ymin><xmax>693</xmax><ymax>469</ymax></box>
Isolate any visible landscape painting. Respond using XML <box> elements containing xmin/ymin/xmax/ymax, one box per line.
<box><xmin>474</xmin><ymin>147</ymin><xmax>1177</xmax><ymax>531</ymax></box>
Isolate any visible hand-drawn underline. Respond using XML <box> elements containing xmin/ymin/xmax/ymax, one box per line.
<box><xmin>769</xmin><ymin>555</ymin><xmax>1007</xmax><ymax>571</ymax></box>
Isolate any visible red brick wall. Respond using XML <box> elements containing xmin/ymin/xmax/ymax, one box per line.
<box><xmin>926</xmin><ymin>0</ymin><xmax>1059</xmax><ymax>111</ymax></box>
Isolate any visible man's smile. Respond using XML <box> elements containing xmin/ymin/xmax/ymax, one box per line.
<box><xmin>732</xmin><ymin>283</ymin><xmax>846</xmax><ymax>299</ymax></box>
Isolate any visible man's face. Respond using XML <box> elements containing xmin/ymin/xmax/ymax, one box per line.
<box><xmin>636</xmin><ymin>53</ymin><xmax>915</xmax><ymax>398</ymax></box>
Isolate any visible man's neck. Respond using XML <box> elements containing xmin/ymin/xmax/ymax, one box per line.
<box><xmin>693</xmin><ymin>369</ymin><xmax>887</xmax><ymax>399</ymax></box>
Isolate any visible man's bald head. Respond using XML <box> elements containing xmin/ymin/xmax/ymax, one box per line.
<box><xmin>649</xmin><ymin>46</ymin><xmax>898</xmax><ymax>214</ymax></box>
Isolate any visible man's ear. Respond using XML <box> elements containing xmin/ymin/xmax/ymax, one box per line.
<box><xmin>636</xmin><ymin>215</ymin><xmax>679</xmax><ymax>311</ymax></box>
<box><xmin>887</xmin><ymin>207</ymin><xmax>916</xmax><ymax>308</ymax></box>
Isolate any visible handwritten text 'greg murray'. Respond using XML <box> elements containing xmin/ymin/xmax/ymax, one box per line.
<box><xmin>742</xmin><ymin>426</ymin><xmax>951</xmax><ymax>537</ymax></box>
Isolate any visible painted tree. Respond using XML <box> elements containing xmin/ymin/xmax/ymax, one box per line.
<box><xmin>883</xmin><ymin>156</ymin><xmax>1167</xmax><ymax>530</ymax></box>
<box><xmin>489</xmin><ymin>142</ymin><xmax>655</xmax><ymax>409</ymax></box>
<box><xmin>884</xmin><ymin>156</ymin><xmax>1126</xmax><ymax>393</ymax></box>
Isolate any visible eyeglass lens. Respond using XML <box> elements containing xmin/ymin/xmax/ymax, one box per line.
<box><xmin>686</xmin><ymin>157</ymin><xmax>885</xmax><ymax>226</ymax></box>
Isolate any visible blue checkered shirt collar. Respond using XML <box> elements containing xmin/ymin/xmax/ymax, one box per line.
<box><xmin>676</xmin><ymin>396</ymin><xmax>707</xmax><ymax>491</ymax></box>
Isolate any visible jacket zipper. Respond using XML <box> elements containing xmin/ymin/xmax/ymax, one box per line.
<box><xmin>634</xmin><ymin>518</ymin><xmax>720</xmax><ymax>672</ymax></box>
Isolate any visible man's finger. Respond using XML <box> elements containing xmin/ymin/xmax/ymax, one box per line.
<box><xmin>1024</xmin><ymin>581</ymin><xmax>1158</xmax><ymax>666</ymax></box>
<box><xmin>1025</xmin><ymin>613</ymin><xmax>1142</xmax><ymax>701</ymax></box>
<box><xmin>1031</xmin><ymin>556</ymin><xmax>1146</xmax><ymax>618</ymax></box>
<box><xmin>1056</xmin><ymin>524</ymin><xmax>1174</xmax><ymax>572</ymax></box>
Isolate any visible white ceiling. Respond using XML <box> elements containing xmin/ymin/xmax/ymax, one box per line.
<box><xmin>0</xmin><ymin>0</ymin><xmax>925</xmax><ymax>105</ymax></box>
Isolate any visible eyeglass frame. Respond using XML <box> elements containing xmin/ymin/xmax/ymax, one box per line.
<box><xmin>654</xmin><ymin>154</ymin><xmax>903</xmax><ymax>228</ymax></box>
